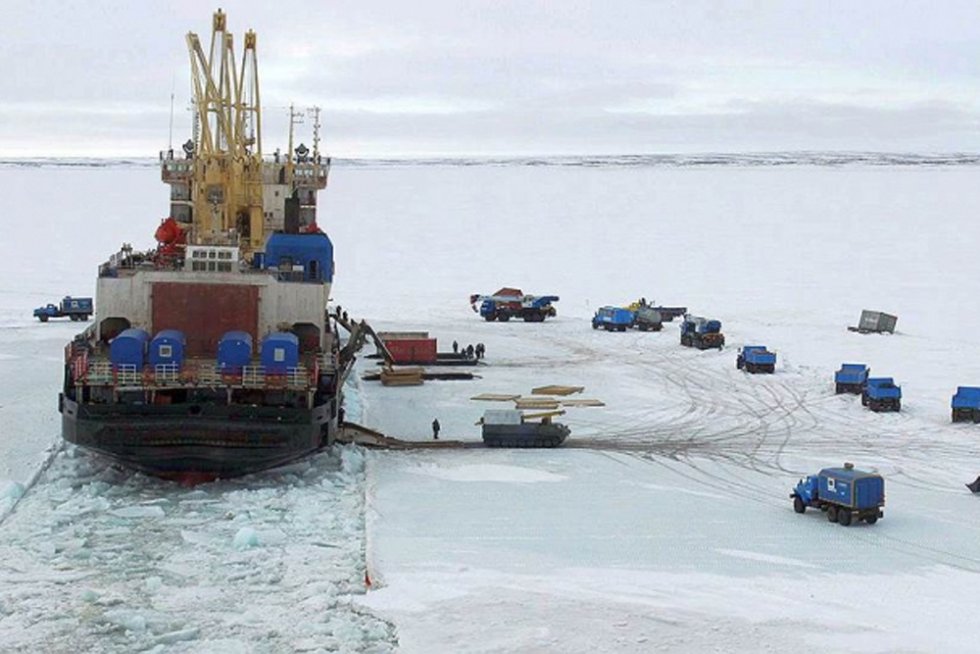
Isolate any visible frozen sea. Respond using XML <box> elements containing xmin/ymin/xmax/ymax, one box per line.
<box><xmin>1</xmin><ymin>155</ymin><xmax>980</xmax><ymax>652</ymax></box>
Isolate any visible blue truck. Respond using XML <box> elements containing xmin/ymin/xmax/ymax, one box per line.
<box><xmin>835</xmin><ymin>363</ymin><xmax>869</xmax><ymax>394</ymax></box>
<box><xmin>791</xmin><ymin>463</ymin><xmax>885</xmax><ymax>526</ymax></box>
<box><xmin>679</xmin><ymin>315</ymin><xmax>725</xmax><ymax>350</ymax></box>
<box><xmin>736</xmin><ymin>345</ymin><xmax>776</xmax><ymax>374</ymax></box>
<box><xmin>951</xmin><ymin>386</ymin><xmax>980</xmax><ymax>423</ymax></box>
<box><xmin>33</xmin><ymin>296</ymin><xmax>93</xmax><ymax>322</ymax></box>
<box><xmin>592</xmin><ymin>306</ymin><xmax>635</xmax><ymax>332</ymax></box>
<box><xmin>862</xmin><ymin>377</ymin><xmax>902</xmax><ymax>412</ymax></box>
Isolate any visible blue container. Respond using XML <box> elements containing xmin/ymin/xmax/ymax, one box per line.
<box><xmin>701</xmin><ymin>319</ymin><xmax>722</xmax><ymax>334</ymax></box>
<box><xmin>217</xmin><ymin>331</ymin><xmax>254</xmax><ymax>373</ymax></box>
<box><xmin>743</xmin><ymin>346</ymin><xmax>776</xmax><ymax>365</ymax></box>
<box><xmin>261</xmin><ymin>332</ymin><xmax>299</xmax><ymax>373</ymax></box>
<box><xmin>110</xmin><ymin>328</ymin><xmax>150</xmax><ymax>370</ymax></box>
<box><xmin>263</xmin><ymin>232</ymin><xmax>334</xmax><ymax>282</ymax></box>
<box><xmin>149</xmin><ymin>329</ymin><xmax>186</xmax><ymax>368</ymax></box>
<box><xmin>866</xmin><ymin>377</ymin><xmax>901</xmax><ymax>400</ymax></box>
<box><xmin>818</xmin><ymin>466</ymin><xmax>885</xmax><ymax>510</ymax></box>
<box><xmin>835</xmin><ymin>363</ymin><xmax>869</xmax><ymax>385</ymax></box>
<box><xmin>952</xmin><ymin>386</ymin><xmax>980</xmax><ymax>409</ymax></box>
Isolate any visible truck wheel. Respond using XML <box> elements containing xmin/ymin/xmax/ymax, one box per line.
<box><xmin>865</xmin><ymin>515</ymin><xmax>878</xmax><ymax>525</ymax></box>
<box><xmin>835</xmin><ymin>384</ymin><xmax>843</xmax><ymax>394</ymax></box>
<box><xmin>592</xmin><ymin>322</ymin><xmax>598</xmax><ymax>330</ymax></box>
<box><xmin>894</xmin><ymin>400</ymin><xmax>901</xmax><ymax>412</ymax></box>
<box><xmin>973</xmin><ymin>410</ymin><xmax>980</xmax><ymax>424</ymax></box>
<box><xmin>827</xmin><ymin>505</ymin><xmax>838</xmax><ymax>523</ymax></box>
<box><xmin>498</xmin><ymin>314</ymin><xmax>510</xmax><ymax>322</ymax></box>
<box><xmin>39</xmin><ymin>315</ymin><xmax>48</xmax><ymax>323</ymax></box>
<box><xmin>617</xmin><ymin>325</ymin><xmax>626</xmax><ymax>332</ymax></box>
<box><xmin>793</xmin><ymin>496</ymin><xmax>805</xmax><ymax>514</ymax></box>
<box><xmin>485</xmin><ymin>314</ymin><xmax>496</xmax><ymax>322</ymax></box>
<box><xmin>638</xmin><ymin>324</ymin><xmax>648</xmax><ymax>331</ymax></box>
<box><xmin>838</xmin><ymin>510</ymin><xmax>852</xmax><ymax>527</ymax></box>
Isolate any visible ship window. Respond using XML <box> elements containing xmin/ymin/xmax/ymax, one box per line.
<box><xmin>218</xmin><ymin>262</ymin><xmax>232</xmax><ymax>272</ymax></box>
<box><xmin>159</xmin><ymin>345</ymin><xmax>173</xmax><ymax>358</ymax></box>
<box><xmin>208</xmin><ymin>261</ymin><xmax>216</xmax><ymax>271</ymax></box>
<box><xmin>208</xmin><ymin>251</ymin><xmax>216</xmax><ymax>259</ymax></box>
<box><xmin>219</xmin><ymin>251</ymin><xmax>232</xmax><ymax>260</ymax></box>
<box><xmin>192</xmin><ymin>261</ymin><xmax>207</xmax><ymax>272</ymax></box>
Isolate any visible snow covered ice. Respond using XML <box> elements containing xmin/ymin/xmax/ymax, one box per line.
<box><xmin>2</xmin><ymin>158</ymin><xmax>980</xmax><ymax>652</ymax></box>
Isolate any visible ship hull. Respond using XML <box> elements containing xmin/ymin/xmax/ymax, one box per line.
<box><xmin>60</xmin><ymin>394</ymin><xmax>337</xmax><ymax>479</ymax></box>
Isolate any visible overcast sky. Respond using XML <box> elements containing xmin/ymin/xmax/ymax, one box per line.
<box><xmin>3</xmin><ymin>1</ymin><xmax>980</xmax><ymax>156</ymax></box>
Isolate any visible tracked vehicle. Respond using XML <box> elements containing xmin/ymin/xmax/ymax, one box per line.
<box><xmin>480</xmin><ymin>410</ymin><xmax>570</xmax><ymax>448</ymax></box>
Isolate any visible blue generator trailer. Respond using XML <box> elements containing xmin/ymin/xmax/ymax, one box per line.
<box><xmin>679</xmin><ymin>315</ymin><xmax>725</xmax><ymax>350</ymax></box>
<box><xmin>736</xmin><ymin>345</ymin><xmax>776</xmax><ymax>374</ymax></box>
<box><xmin>791</xmin><ymin>463</ymin><xmax>884</xmax><ymax>526</ymax></box>
<box><xmin>592</xmin><ymin>306</ymin><xmax>635</xmax><ymax>332</ymax></box>
<box><xmin>951</xmin><ymin>386</ymin><xmax>980</xmax><ymax>423</ymax></box>
<box><xmin>835</xmin><ymin>363</ymin><xmax>869</xmax><ymax>394</ymax></box>
<box><xmin>862</xmin><ymin>377</ymin><xmax>902</xmax><ymax>412</ymax></box>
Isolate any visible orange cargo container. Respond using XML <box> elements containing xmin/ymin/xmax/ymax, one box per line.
<box><xmin>381</xmin><ymin>335</ymin><xmax>437</xmax><ymax>365</ymax></box>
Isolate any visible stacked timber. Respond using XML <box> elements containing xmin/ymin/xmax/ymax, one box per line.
<box><xmin>380</xmin><ymin>366</ymin><xmax>424</xmax><ymax>386</ymax></box>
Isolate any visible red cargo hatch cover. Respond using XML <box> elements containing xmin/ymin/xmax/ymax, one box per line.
<box><xmin>152</xmin><ymin>282</ymin><xmax>258</xmax><ymax>356</ymax></box>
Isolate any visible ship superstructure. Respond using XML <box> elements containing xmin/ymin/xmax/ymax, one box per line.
<box><xmin>60</xmin><ymin>10</ymin><xmax>345</xmax><ymax>479</ymax></box>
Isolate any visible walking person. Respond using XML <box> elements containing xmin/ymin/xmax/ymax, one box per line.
<box><xmin>452</xmin><ymin>340</ymin><xmax>459</xmax><ymax>354</ymax></box>
<box><xmin>432</xmin><ymin>418</ymin><xmax>441</xmax><ymax>440</ymax></box>
<box><xmin>466</xmin><ymin>344</ymin><xmax>474</xmax><ymax>359</ymax></box>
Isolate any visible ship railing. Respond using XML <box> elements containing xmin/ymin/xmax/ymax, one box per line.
<box><xmin>241</xmin><ymin>365</ymin><xmax>310</xmax><ymax>389</ymax></box>
<box><xmin>71</xmin><ymin>350</ymin><xmax>89</xmax><ymax>383</ymax></box>
<box><xmin>153</xmin><ymin>363</ymin><xmax>180</xmax><ymax>385</ymax></box>
<box><xmin>86</xmin><ymin>361</ymin><xmax>114</xmax><ymax>385</ymax></box>
<box><xmin>114</xmin><ymin>364</ymin><xmax>141</xmax><ymax>386</ymax></box>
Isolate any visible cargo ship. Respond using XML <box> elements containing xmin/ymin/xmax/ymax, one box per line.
<box><xmin>59</xmin><ymin>10</ymin><xmax>348</xmax><ymax>480</ymax></box>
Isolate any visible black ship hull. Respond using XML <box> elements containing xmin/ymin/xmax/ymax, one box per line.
<box><xmin>60</xmin><ymin>394</ymin><xmax>338</xmax><ymax>480</ymax></box>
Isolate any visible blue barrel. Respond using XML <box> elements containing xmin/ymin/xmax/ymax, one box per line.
<box><xmin>261</xmin><ymin>332</ymin><xmax>299</xmax><ymax>373</ymax></box>
<box><xmin>149</xmin><ymin>329</ymin><xmax>186</xmax><ymax>368</ymax></box>
<box><xmin>217</xmin><ymin>331</ymin><xmax>253</xmax><ymax>373</ymax></box>
<box><xmin>110</xmin><ymin>328</ymin><xmax>150</xmax><ymax>369</ymax></box>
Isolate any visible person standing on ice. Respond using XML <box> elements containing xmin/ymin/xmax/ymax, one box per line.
<box><xmin>432</xmin><ymin>418</ymin><xmax>441</xmax><ymax>440</ymax></box>
<box><xmin>452</xmin><ymin>340</ymin><xmax>459</xmax><ymax>354</ymax></box>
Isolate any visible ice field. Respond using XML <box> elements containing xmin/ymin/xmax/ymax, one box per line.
<box><xmin>2</xmin><ymin>157</ymin><xmax>980</xmax><ymax>652</ymax></box>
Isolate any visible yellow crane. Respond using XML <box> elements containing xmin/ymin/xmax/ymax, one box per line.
<box><xmin>185</xmin><ymin>9</ymin><xmax>264</xmax><ymax>253</ymax></box>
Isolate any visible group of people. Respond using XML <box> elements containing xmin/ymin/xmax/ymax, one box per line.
<box><xmin>452</xmin><ymin>340</ymin><xmax>485</xmax><ymax>359</ymax></box>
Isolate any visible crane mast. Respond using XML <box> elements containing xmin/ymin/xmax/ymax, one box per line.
<box><xmin>185</xmin><ymin>9</ymin><xmax>264</xmax><ymax>254</ymax></box>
